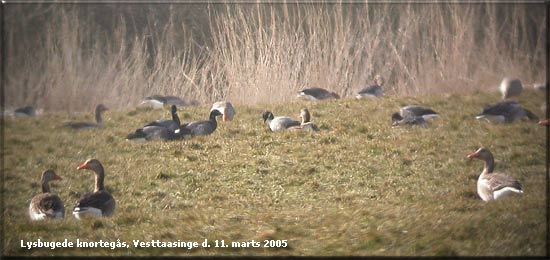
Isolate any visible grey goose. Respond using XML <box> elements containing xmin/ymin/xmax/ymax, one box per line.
<box><xmin>29</xmin><ymin>170</ymin><xmax>65</xmax><ymax>221</ymax></box>
<box><xmin>210</xmin><ymin>101</ymin><xmax>236</xmax><ymax>122</ymax></box>
<box><xmin>73</xmin><ymin>159</ymin><xmax>116</xmax><ymax>219</ymax></box>
<box><xmin>499</xmin><ymin>77</ymin><xmax>523</xmax><ymax>100</ymax></box>
<box><xmin>475</xmin><ymin>101</ymin><xmax>538</xmax><ymax>124</ymax></box>
<box><xmin>356</xmin><ymin>75</ymin><xmax>384</xmax><ymax>99</ymax></box>
<box><xmin>467</xmin><ymin>147</ymin><xmax>523</xmax><ymax>202</ymax></box>
<box><xmin>392</xmin><ymin>105</ymin><xmax>439</xmax><ymax>122</ymax></box>
<box><xmin>288</xmin><ymin>108</ymin><xmax>320</xmax><ymax>131</ymax></box>
<box><xmin>297</xmin><ymin>87</ymin><xmax>340</xmax><ymax>101</ymax></box>
<box><xmin>63</xmin><ymin>104</ymin><xmax>108</xmax><ymax>130</ymax></box>
<box><xmin>262</xmin><ymin>111</ymin><xmax>301</xmax><ymax>132</ymax></box>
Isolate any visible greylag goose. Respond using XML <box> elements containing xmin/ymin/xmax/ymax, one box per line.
<box><xmin>144</xmin><ymin>105</ymin><xmax>181</xmax><ymax>132</ymax></box>
<box><xmin>467</xmin><ymin>147</ymin><xmax>523</xmax><ymax>202</ymax></box>
<box><xmin>29</xmin><ymin>170</ymin><xmax>65</xmax><ymax>221</ymax></box>
<box><xmin>181</xmin><ymin>109</ymin><xmax>223</xmax><ymax>136</ymax></box>
<box><xmin>297</xmin><ymin>87</ymin><xmax>340</xmax><ymax>101</ymax></box>
<box><xmin>73</xmin><ymin>159</ymin><xmax>116</xmax><ymax>219</ymax></box>
<box><xmin>14</xmin><ymin>106</ymin><xmax>36</xmax><ymax>117</ymax></box>
<box><xmin>356</xmin><ymin>75</ymin><xmax>384</xmax><ymax>99</ymax></box>
<box><xmin>126</xmin><ymin>125</ymin><xmax>191</xmax><ymax>142</ymax></box>
<box><xmin>392</xmin><ymin>105</ymin><xmax>439</xmax><ymax>122</ymax></box>
<box><xmin>210</xmin><ymin>101</ymin><xmax>236</xmax><ymax>122</ymax></box>
<box><xmin>63</xmin><ymin>104</ymin><xmax>108</xmax><ymax>129</ymax></box>
<box><xmin>391</xmin><ymin>114</ymin><xmax>428</xmax><ymax>128</ymax></box>
<box><xmin>140</xmin><ymin>95</ymin><xmax>189</xmax><ymax>109</ymax></box>
<box><xmin>288</xmin><ymin>108</ymin><xmax>320</xmax><ymax>131</ymax></box>
<box><xmin>476</xmin><ymin>101</ymin><xmax>539</xmax><ymax>124</ymax></box>
<box><xmin>262</xmin><ymin>111</ymin><xmax>301</xmax><ymax>132</ymax></box>
<box><xmin>499</xmin><ymin>77</ymin><xmax>523</xmax><ymax>100</ymax></box>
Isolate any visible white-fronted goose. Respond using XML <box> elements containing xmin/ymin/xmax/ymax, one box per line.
<box><xmin>467</xmin><ymin>147</ymin><xmax>523</xmax><ymax>202</ymax></box>
<box><xmin>63</xmin><ymin>104</ymin><xmax>108</xmax><ymax>129</ymax></box>
<box><xmin>289</xmin><ymin>108</ymin><xmax>320</xmax><ymax>131</ymax></box>
<box><xmin>210</xmin><ymin>101</ymin><xmax>236</xmax><ymax>122</ymax></box>
<box><xmin>182</xmin><ymin>109</ymin><xmax>223</xmax><ymax>136</ymax></box>
<box><xmin>476</xmin><ymin>101</ymin><xmax>538</xmax><ymax>124</ymax></box>
<box><xmin>392</xmin><ymin>105</ymin><xmax>439</xmax><ymax>123</ymax></box>
<box><xmin>29</xmin><ymin>170</ymin><xmax>65</xmax><ymax>221</ymax></box>
<box><xmin>14</xmin><ymin>106</ymin><xmax>36</xmax><ymax>117</ymax></box>
<box><xmin>356</xmin><ymin>75</ymin><xmax>384</xmax><ymax>99</ymax></box>
<box><xmin>144</xmin><ymin>105</ymin><xmax>181</xmax><ymax>132</ymax></box>
<box><xmin>297</xmin><ymin>87</ymin><xmax>340</xmax><ymax>101</ymax></box>
<box><xmin>262</xmin><ymin>111</ymin><xmax>301</xmax><ymax>132</ymax></box>
<box><xmin>73</xmin><ymin>159</ymin><xmax>116</xmax><ymax>219</ymax></box>
<box><xmin>499</xmin><ymin>77</ymin><xmax>523</xmax><ymax>100</ymax></box>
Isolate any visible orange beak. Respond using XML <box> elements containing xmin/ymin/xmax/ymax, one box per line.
<box><xmin>222</xmin><ymin>114</ymin><xmax>227</xmax><ymax>122</ymax></box>
<box><xmin>77</xmin><ymin>162</ymin><xmax>88</xmax><ymax>170</ymax></box>
<box><xmin>467</xmin><ymin>152</ymin><xmax>478</xmax><ymax>159</ymax></box>
<box><xmin>538</xmin><ymin>119</ymin><xmax>549</xmax><ymax>126</ymax></box>
<box><xmin>54</xmin><ymin>175</ymin><xmax>63</xmax><ymax>180</ymax></box>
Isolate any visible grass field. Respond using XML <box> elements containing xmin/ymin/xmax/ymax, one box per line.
<box><xmin>2</xmin><ymin>89</ymin><xmax>547</xmax><ymax>257</ymax></box>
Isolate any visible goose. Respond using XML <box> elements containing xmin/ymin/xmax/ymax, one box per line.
<box><xmin>499</xmin><ymin>77</ymin><xmax>523</xmax><ymax>100</ymax></box>
<box><xmin>29</xmin><ymin>170</ymin><xmax>65</xmax><ymax>221</ymax></box>
<box><xmin>475</xmin><ymin>101</ymin><xmax>539</xmax><ymax>124</ymax></box>
<box><xmin>63</xmin><ymin>104</ymin><xmax>108</xmax><ymax>129</ymax></box>
<box><xmin>181</xmin><ymin>109</ymin><xmax>223</xmax><ymax>136</ymax></box>
<box><xmin>467</xmin><ymin>147</ymin><xmax>523</xmax><ymax>202</ymax></box>
<box><xmin>126</xmin><ymin>125</ymin><xmax>191</xmax><ymax>142</ymax></box>
<box><xmin>73</xmin><ymin>159</ymin><xmax>115</xmax><ymax>219</ymax></box>
<box><xmin>262</xmin><ymin>111</ymin><xmax>301</xmax><ymax>132</ymax></box>
<box><xmin>391</xmin><ymin>105</ymin><xmax>439</xmax><ymax>122</ymax></box>
<box><xmin>538</xmin><ymin>119</ymin><xmax>549</xmax><ymax>126</ymax></box>
<box><xmin>356</xmin><ymin>75</ymin><xmax>384</xmax><ymax>99</ymax></box>
<box><xmin>391</xmin><ymin>114</ymin><xmax>428</xmax><ymax>128</ymax></box>
<box><xmin>297</xmin><ymin>87</ymin><xmax>340</xmax><ymax>101</ymax></box>
<box><xmin>210</xmin><ymin>101</ymin><xmax>236</xmax><ymax>122</ymax></box>
<box><xmin>140</xmin><ymin>95</ymin><xmax>189</xmax><ymax>109</ymax></box>
<box><xmin>143</xmin><ymin>105</ymin><xmax>181</xmax><ymax>132</ymax></box>
<box><xmin>14</xmin><ymin>106</ymin><xmax>36</xmax><ymax>117</ymax></box>
<box><xmin>288</xmin><ymin>108</ymin><xmax>320</xmax><ymax>131</ymax></box>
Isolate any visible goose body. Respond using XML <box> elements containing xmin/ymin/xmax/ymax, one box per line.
<box><xmin>533</xmin><ymin>82</ymin><xmax>547</xmax><ymax>91</ymax></box>
<box><xmin>126</xmin><ymin>125</ymin><xmax>190</xmax><ymax>142</ymax></box>
<box><xmin>297</xmin><ymin>88</ymin><xmax>340</xmax><ymax>101</ymax></box>
<box><xmin>476</xmin><ymin>101</ymin><xmax>538</xmax><ymax>124</ymax></box>
<box><xmin>499</xmin><ymin>77</ymin><xmax>523</xmax><ymax>100</ymax></box>
<box><xmin>288</xmin><ymin>108</ymin><xmax>320</xmax><ymax>131</ymax></box>
<box><xmin>391</xmin><ymin>114</ymin><xmax>428</xmax><ymax>128</ymax></box>
<box><xmin>29</xmin><ymin>170</ymin><xmax>65</xmax><ymax>220</ymax></box>
<box><xmin>63</xmin><ymin>104</ymin><xmax>108</xmax><ymax>129</ymax></box>
<box><xmin>140</xmin><ymin>95</ymin><xmax>191</xmax><ymax>109</ymax></box>
<box><xmin>14</xmin><ymin>106</ymin><xmax>36</xmax><ymax>117</ymax></box>
<box><xmin>356</xmin><ymin>75</ymin><xmax>384</xmax><ymax>99</ymax></box>
<box><xmin>73</xmin><ymin>159</ymin><xmax>115</xmax><ymax>219</ymax></box>
<box><xmin>144</xmin><ymin>105</ymin><xmax>181</xmax><ymax>132</ymax></box>
<box><xmin>392</xmin><ymin>105</ymin><xmax>439</xmax><ymax>122</ymax></box>
<box><xmin>539</xmin><ymin>119</ymin><xmax>549</xmax><ymax>126</ymax></box>
<box><xmin>210</xmin><ymin>101</ymin><xmax>236</xmax><ymax>122</ymax></box>
<box><xmin>262</xmin><ymin>111</ymin><xmax>301</xmax><ymax>132</ymax></box>
<box><xmin>182</xmin><ymin>109</ymin><xmax>223</xmax><ymax>136</ymax></box>
<box><xmin>467</xmin><ymin>147</ymin><xmax>523</xmax><ymax>202</ymax></box>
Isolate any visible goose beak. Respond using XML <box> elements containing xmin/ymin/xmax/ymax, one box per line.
<box><xmin>467</xmin><ymin>152</ymin><xmax>478</xmax><ymax>159</ymax></box>
<box><xmin>77</xmin><ymin>162</ymin><xmax>88</xmax><ymax>170</ymax></box>
<box><xmin>223</xmin><ymin>114</ymin><xmax>227</xmax><ymax>122</ymax></box>
<box><xmin>54</xmin><ymin>175</ymin><xmax>63</xmax><ymax>180</ymax></box>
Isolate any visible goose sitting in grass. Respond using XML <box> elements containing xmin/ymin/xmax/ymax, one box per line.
<box><xmin>288</xmin><ymin>108</ymin><xmax>320</xmax><ymax>131</ymax></box>
<box><xmin>29</xmin><ymin>170</ymin><xmax>65</xmax><ymax>221</ymax></box>
<box><xmin>467</xmin><ymin>147</ymin><xmax>523</xmax><ymax>202</ymax></box>
<box><xmin>14</xmin><ymin>106</ymin><xmax>36</xmax><ymax>117</ymax></box>
<box><xmin>262</xmin><ymin>111</ymin><xmax>301</xmax><ymax>132</ymax></box>
<box><xmin>210</xmin><ymin>101</ymin><xmax>235</xmax><ymax>122</ymax></box>
<box><xmin>499</xmin><ymin>77</ymin><xmax>523</xmax><ymax>100</ymax></box>
<box><xmin>143</xmin><ymin>105</ymin><xmax>181</xmax><ymax>132</ymax></box>
<box><xmin>181</xmin><ymin>109</ymin><xmax>223</xmax><ymax>136</ymax></box>
<box><xmin>126</xmin><ymin>125</ymin><xmax>191</xmax><ymax>142</ymax></box>
<box><xmin>140</xmin><ymin>95</ymin><xmax>189</xmax><ymax>109</ymax></box>
<box><xmin>391</xmin><ymin>105</ymin><xmax>439</xmax><ymax>122</ymax></box>
<box><xmin>356</xmin><ymin>75</ymin><xmax>384</xmax><ymax>99</ymax></box>
<box><xmin>391</xmin><ymin>114</ymin><xmax>429</xmax><ymax>128</ymax></box>
<box><xmin>73</xmin><ymin>159</ymin><xmax>115</xmax><ymax>219</ymax></box>
<box><xmin>63</xmin><ymin>104</ymin><xmax>108</xmax><ymax>130</ymax></box>
<box><xmin>475</xmin><ymin>101</ymin><xmax>538</xmax><ymax>124</ymax></box>
<box><xmin>297</xmin><ymin>87</ymin><xmax>340</xmax><ymax>101</ymax></box>
<box><xmin>538</xmin><ymin>119</ymin><xmax>549</xmax><ymax>126</ymax></box>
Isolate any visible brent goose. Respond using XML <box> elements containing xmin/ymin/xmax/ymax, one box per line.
<box><xmin>144</xmin><ymin>105</ymin><xmax>181</xmax><ymax>132</ymax></box>
<box><xmin>297</xmin><ymin>88</ymin><xmax>340</xmax><ymax>101</ymax></box>
<box><xmin>210</xmin><ymin>101</ymin><xmax>236</xmax><ymax>122</ymax></box>
<box><xmin>63</xmin><ymin>104</ymin><xmax>108</xmax><ymax>129</ymax></box>
<box><xmin>262</xmin><ymin>111</ymin><xmax>301</xmax><ymax>132</ymax></box>
<box><xmin>73</xmin><ymin>159</ymin><xmax>116</xmax><ymax>219</ymax></box>
<box><xmin>467</xmin><ymin>147</ymin><xmax>523</xmax><ymax>202</ymax></box>
<box><xmin>14</xmin><ymin>106</ymin><xmax>36</xmax><ymax>117</ymax></box>
<box><xmin>29</xmin><ymin>170</ymin><xmax>65</xmax><ymax>221</ymax></box>
<box><xmin>181</xmin><ymin>109</ymin><xmax>223</xmax><ymax>136</ymax></box>
<box><xmin>499</xmin><ymin>77</ymin><xmax>523</xmax><ymax>100</ymax></box>
<box><xmin>476</xmin><ymin>101</ymin><xmax>538</xmax><ymax>124</ymax></box>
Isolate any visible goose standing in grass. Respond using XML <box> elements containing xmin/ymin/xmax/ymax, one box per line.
<box><xmin>181</xmin><ymin>109</ymin><xmax>223</xmax><ymax>136</ymax></box>
<box><xmin>29</xmin><ymin>170</ymin><xmax>65</xmax><ymax>221</ymax></box>
<box><xmin>391</xmin><ymin>105</ymin><xmax>439</xmax><ymax>123</ymax></box>
<box><xmin>356</xmin><ymin>75</ymin><xmax>384</xmax><ymax>99</ymax></box>
<box><xmin>73</xmin><ymin>159</ymin><xmax>115</xmax><ymax>219</ymax></box>
<box><xmin>210</xmin><ymin>101</ymin><xmax>236</xmax><ymax>122</ymax></box>
<box><xmin>297</xmin><ymin>87</ymin><xmax>340</xmax><ymax>101</ymax></box>
<box><xmin>63</xmin><ymin>104</ymin><xmax>108</xmax><ymax>130</ymax></box>
<box><xmin>288</xmin><ymin>108</ymin><xmax>320</xmax><ymax>131</ymax></box>
<box><xmin>499</xmin><ymin>77</ymin><xmax>523</xmax><ymax>100</ymax></box>
<box><xmin>467</xmin><ymin>147</ymin><xmax>523</xmax><ymax>202</ymax></box>
<box><xmin>143</xmin><ymin>105</ymin><xmax>181</xmax><ymax>132</ymax></box>
<box><xmin>14</xmin><ymin>106</ymin><xmax>36</xmax><ymax>117</ymax></box>
<box><xmin>475</xmin><ymin>101</ymin><xmax>539</xmax><ymax>124</ymax></box>
<box><xmin>262</xmin><ymin>111</ymin><xmax>301</xmax><ymax>132</ymax></box>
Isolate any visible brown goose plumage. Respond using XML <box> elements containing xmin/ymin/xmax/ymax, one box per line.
<box><xmin>72</xmin><ymin>159</ymin><xmax>116</xmax><ymax>219</ymax></box>
<box><xmin>29</xmin><ymin>170</ymin><xmax>65</xmax><ymax>220</ymax></box>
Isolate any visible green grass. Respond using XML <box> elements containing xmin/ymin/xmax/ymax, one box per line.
<box><xmin>2</xmin><ymin>89</ymin><xmax>547</xmax><ymax>257</ymax></box>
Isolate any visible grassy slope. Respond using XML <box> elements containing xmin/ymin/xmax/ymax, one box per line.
<box><xmin>2</xmin><ymin>89</ymin><xmax>547</xmax><ymax>257</ymax></box>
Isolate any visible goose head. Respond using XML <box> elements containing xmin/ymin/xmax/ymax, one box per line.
<box><xmin>262</xmin><ymin>111</ymin><xmax>275</xmax><ymax>123</ymax></box>
<box><xmin>391</xmin><ymin>112</ymin><xmax>403</xmax><ymax>122</ymax></box>
<box><xmin>42</xmin><ymin>169</ymin><xmax>63</xmax><ymax>183</ymax></box>
<box><xmin>467</xmin><ymin>147</ymin><xmax>493</xmax><ymax>161</ymax></box>
<box><xmin>77</xmin><ymin>158</ymin><xmax>104</xmax><ymax>173</ymax></box>
<box><xmin>300</xmin><ymin>109</ymin><xmax>311</xmax><ymax>123</ymax></box>
<box><xmin>209</xmin><ymin>109</ymin><xmax>223</xmax><ymax>121</ymax></box>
